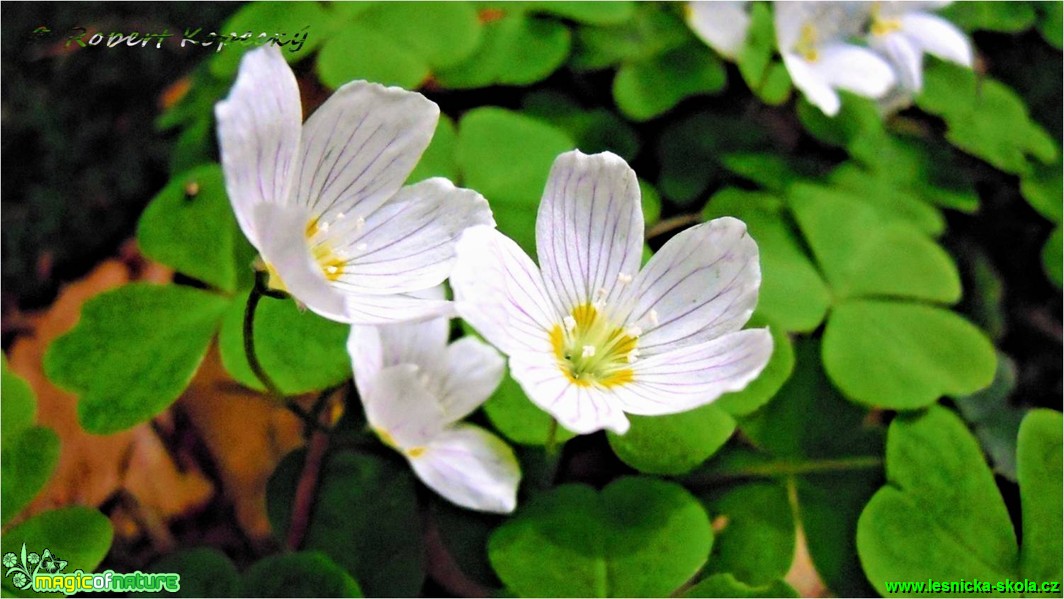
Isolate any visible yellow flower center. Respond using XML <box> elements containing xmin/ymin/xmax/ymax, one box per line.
<box><xmin>374</xmin><ymin>426</ymin><xmax>426</xmax><ymax>459</ymax></box>
<box><xmin>870</xmin><ymin>3</ymin><xmax>903</xmax><ymax>37</ymax></box>
<box><xmin>549</xmin><ymin>302</ymin><xmax>638</xmax><ymax>388</ymax></box>
<box><xmin>796</xmin><ymin>24</ymin><xmax>820</xmax><ymax>62</ymax></box>
<box><xmin>305</xmin><ymin>219</ymin><xmax>347</xmax><ymax>282</ymax></box>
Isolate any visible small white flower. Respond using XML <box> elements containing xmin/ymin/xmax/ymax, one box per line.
<box><xmin>867</xmin><ymin>1</ymin><xmax>973</xmax><ymax>92</ymax></box>
<box><xmin>451</xmin><ymin>150</ymin><xmax>773</xmax><ymax>435</ymax></box>
<box><xmin>686</xmin><ymin>1</ymin><xmax>753</xmax><ymax>59</ymax></box>
<box><xmin>775</xmin><ymin>1</ymin><xmax>897</xmax><ymax>116</ymax></box>
<box><xmin>216</xmin><ymin>46</ymin><xmax>493</xmax><ymax>324</ymax></box>
<box><xmin>348</xmin><ymin>309</ymin><xmax>520</xmax><ymax>513</ymax></box>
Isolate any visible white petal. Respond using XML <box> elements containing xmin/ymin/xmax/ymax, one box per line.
<box><xmin>252</xmin><ymin>203</ymin><xmax>347</xmax><ymax>320</ymax></box>
<box><xmin>901</xmin><ymin>12</ymin><xmax>973</xmax><ymax>67</ymax></box>
<box><xmin>783</xmin><ymin>52</ymin><xmax>842</xmax><ymax>116</ymax></box>
<box><xmin>340</xmin><ymin>291</ymin><xmax>455</xmax><ymax>325</ymax></box>
<box><xmin>628</xmin><ymin>217</ymin><xmax>760</xmax><ymax>355</ymax></box>
<box><xmin>292</xmin><ymin>80</ymin><xmax>439</xmax><ymax>222</ymax></box>
<box><xmin>347</xmin><ymin>313</ymin><xmax>450</xmax><ymax>396</ymax></box>
<box><xmin>408</xmin><ymin>424</ymin><xmax>520</xmax><ymax>514</ymax></box>
<box><xmin>815</xmin><ymin>43</ymin><xmax>897</xmax><ymax>99</ymax></box>
<box><xmin>536</xmin><ymin>150</ymin><xmax>644</xmax><ymax>314</ymax></box>
<box><xmin>687</xmin><ymin>1</ymin><xmax>752</xmax><ymax>58</ymax></box>
<box><xmin>361</xmin><ymin>364</ymin><xmax>446</xmax><ymax>449</ymax></box>
<box><xmin>215</xmin><ymin>46</ymin><xmax>302</xmax><ymax>248</ymax></box>
<box><xmin>509</xmin><ymin>355</ymin><xmax>630</xmax><ymax>435</ymax></box>
<box><xmin>873</xmin><ymin>32</ymin><xmax>924</xmax><ymax>91</ymax></box>
<box><xmin>327</xmin><ymin>178</ymin><xmax>494</xmax><ymax>295</ymax></box>
<box><xmin>437</xmin><ymin>337</ymin><xmax>506</xmax><ymax>424</ymax></box>
<box><xmin>452</xmin><ymin>226</ymin><xmax>558</xmax><ymax>356</ymax></box>
<box><xmin>615</xmin><ymin>328</ymin><xmax>773</xmax><ymax>416</ymax></box>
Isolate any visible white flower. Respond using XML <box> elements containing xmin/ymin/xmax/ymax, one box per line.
<box><xmin>686</xmin><ymin>1</ymin><xmax>753</xmax><ymax>59</ymax></box>
<box><xmin>775</xmin><ymin>1</ymin><xmax>897</xmax><ymax>116</ymax></box>
<box><xmin>451</xmin><ymin>150</ymin><xmax>773</xmax><ymax>436</ymax></box>
<box><xmin>216</xmin><ymin>46</ymin><xmax>493</xmax><ymax>324</ymax></box>
<box><xmin>348</xmin><ymin>311</ymin><xmax>520</xmax><ymax>513</ymax></box>
<box><xmin>867</xmin><ymin>1</ymin><xmax>973</xmax><ymax>92</ymax></box>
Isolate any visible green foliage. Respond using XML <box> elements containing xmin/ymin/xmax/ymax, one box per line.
<box><xmin>683</xmin><ymin>573</ymin><xmax>797</xmax><ymax>598</ymax></box>
<box><xmin>1045</xmin><ymin>226</ymin><xmax>1063</xmax><ymax>288</ymax></box>
<box><xmin>823</xmin><ymin>301</ymin><xmax>997</xmax><ymax>409</ymax></box>
<box><xmin>607</xmin><ymin>405</ymin><xmax>735</xmax><ymax>475</ymax></box>
<box><xmin>44</xmin><ymin>284</ymin><xmax>229</xmax><ymax>433</ymax></box>
<box><xmin>954</xmin><ymin>354</ymin><xmax>1026</xmax><ymax>481</ymax></box>
<box><xmin>735</xmin><ymin>2</ymin><xmax>791</xmax><ymax>105</ymax></box>
<box><xmin>455</xmin><ymin>107</ymin><xmax>574</xmax><ymax>256</ymax></box>
<box><xmin>713</xmin><ymin>318</ymin><xmax>795</xmax><ymax>416</ymax></box>
<box><xmin>857</xmin><ymin>406</ymin><xmax>1062</xmax><ymax>595</ymax></box>
<box><xmin>613</xmin><ymin>43</ymin><xmax>726</xmax><ymax>121</ymax></box>
<box><xmin>209</xmin><ymin>2</ymin><xmax>331</xmax><ymax>78</ymax></box>
<box><xmin>701</xmin><ymin>482</ymin><xmax>794</xmax><ymax>585</ymax></box>
<box><xmin>483</xmin><ymin>371</ymin><xmax>576</xmax><ymax>447</ymax></box>
<box><xmin>571</xmin><ymin>4</ymin><xmax>688</xmax><ymax>70</ymax></box>
<box><xmin>268</xmin><ymin>450</ymin><xmax>424</xmax><ymax>597</ymax></box>
<box><xmin>1</xmin><ymin>360</ymin><xmax>59</xmax><ymax>527</ymax></box>
<box><xmin>522</xmin><ymin>91</ymin><xmax>640</xmax><ymax>161</ymax></box>
<box><xmin>218</xmin><ymin>291</ymin><xmax>351</xmax><ymax>395</ymax></box>
<box><xmin>148</xmin><ymin>548</ymin><xmax>242</xmax><ymax>597</ymax></box>
<box><xmin>242</xmin><ymin>552</ymin><xmax>364</xmax><ymax>597</ymax></box>
<box><xmin>407</xmin><ymin>116</ymin><xmax>459</xmax><ymax>185</ymax></box>
<box><xmin>138</xmin><ymin>164</ymin><xmax>247</xmax><ymax>293</ymax></box>
<box><xmin>941</xmin><ymin>1</ymin><xmax>1038</xmax><ymax>33</ymax></box>
<box><xmin>1</xmin><ymin>507</ymin><xmax>113</xmax><ymax>595</ymax></box>
<box><xmin>488</xmin><ymin>478</ymin><xmax>712</xmax><ymax>597</ymax></box>
<box><xmin>317</xmin><ymin>3</ymin><xmax>481</xmax><ymax>89</ymax></box>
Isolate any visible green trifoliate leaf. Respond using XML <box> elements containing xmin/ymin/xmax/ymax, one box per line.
<box><xmin>608</xmin><ymin>405</ymin><xmax>735</xmax><ymax>476</ymax></box>
<box><xmin>856</xmin><ymin>406</ymin><xmax>1060</xmax><ymax>594</ymax></box>
<box><xmin>137</xmin><ymin>164</ymin><xmax>246</xmax><ymax>293</ymax></box>
<box><xmin>613</xmin><ymin>42</ymin><xmax>726</xmax><ymax>121</ymax></box>
<box><xmin>826</xmin><ymin>164</ymin><xmax>946</xmax><ymax>237</ymax></box>
<box><xmin>1016</xmin><ymin>410</ymin><xmax>1063</xmax><ymax>584</ymax></box>
<box><xmin>209</xmin><ymin>2</ymin><xmax>330</xmax><ymax>78</ymax></box>
<box><xmin>703</xmin><ymin>189</ymin><xmax>830</xmax><ymax>333</ymax></box>
<box><xmin>489</xmin><ymin>478</ymin><xmax>712</xmax><ymax>597</ymax></box>
<box><xmin>44</xmin><ymin>284</ymin><xmax>229</xmax><ymax>434</ymax></box>
<box><xmin>789</xmin><ymin>183</ymin><xmax>961</xmax><ymax>303</ymax></box>
<box><xmin>571</xmin><ymin>4</ymin><xmax>688</xmax><ymax>70</ymax></box>
<box><xmin>683</xmin><ymin>574</ymin><xmax>797</xmax><ymax>598</ymax></box>
<box><xmin>218</xmin><ymin>292</ymin><xmax>351</xmax><ymax>396</ymax></box>
<box><xmin>268</xmin><ymin>451</ymin><xmax>423</xmax><ymax>597</ymax></box>
<box><xmin>823</xmin><ymin>300</ymin><xmax>996</xmax><ymax>409</ymax></box>
<box><xmin>242</xmin><ymin>552</ymin><xmax>363</xmax><ymax>598</ymax></box>
<box><xmin>1038</xmin><ymin>1</ymin><xmax>1064</xmax><ymax>48</ymax></box>
<box><xmin>455</xmin><ymin>108</ymin><xmax>574</xmax><ymax>256</ymax></box>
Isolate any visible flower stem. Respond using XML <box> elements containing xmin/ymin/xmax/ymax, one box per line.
<box><xmin>243</xmin><ymin>272</ymin><xmax>284</xmax><ymax>399</ymax></box>
<box><xmin>544</xmin><ymin>418</ymin><xmax>559</xmax><ymax>457</ymax></box>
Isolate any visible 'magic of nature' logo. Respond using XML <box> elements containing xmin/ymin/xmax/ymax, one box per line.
<box><xmin>3</xmin><ymin>545</ymin><xmax>180</xmax><ymax>595</ymax></box>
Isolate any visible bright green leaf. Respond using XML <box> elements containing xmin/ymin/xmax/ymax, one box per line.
<box><xmin>1016</xmin><ymin>409</ymin><xmax>1063</xmax><ymax>584</ymax></box>
<box><xmin>714</xmin><ymin>319</ymin><xmax>795</xmax><ymax>416</ymax></box>
<box><xmin>826</xmin><ymin>164</ymin><xmax>946</xmax><ymax>237</ymax></box>
<box><xmin>789</xmin><ymin>183</ymin><xmax>961</xmax><ymax>303</ymax></box>
<box><xmin>1020</xmin><ymin>156</ymin><xmax>1064</xmax><ymax>223</ymax></box>
<box><xmin>436</xmin><ymin>12</ymin><xmax>570</xmax><ymax>88</ymax></box>
<box><xmin>1</xmin><ymin>507</ymin><xmax>112</xmax><ymax>589</ymax></box>
<box><xmin>242</xmin><ymin>551</ymin><xmax>363</xmax><ymax>598</ymax></box>
<box><xmin>489</xmin><ymin>478</ymin><xmax>712</xmax><ymax>597</ymax></box>
<box><xmin>45</xmin><ymin>284</ymin><xmax>229</xmax><ymax>434</ymax></box>
<box><xmin>614</xmin><ymin>43</ymin><xmax>726</xmax><ymax>121</ymax></box>
<box><xmin>940</xmin><ymin>1</ymin><xmax>1037</xmax><ymax>33</ymax></box>
<box><xmin>1</xmin><ymin>426</ymin><xmax>59</xmax><ymax>526</ymax></box>
<box><xmin>218</xmin><ymin>292</ymin><xmax>351</xmax><ymax>396</ymax></box>
<box><xmin>857</xmin><ymin>406</ymin><xmax>1020</xmax><ymax>594</ymax></box>
<box><xmin>1</xmin><ymin>358</ymin><xmax>36</xmax><ymax>440</ymax></box>
<box><xmin>526</xmin><ymin>1</ymin><xmax>635</xmax><ymax>25</ymax></box>
<box><xmin>823</xmin><ymin>300</ymin><xmax>996</xmax><ymax>409</ymax></box>
<box><xmin>1044</xmin><ymin>226</ymin><xmax>1063</xmax><ymax>288</ymax></box>
<box><xmin>455</xmin><ymin>108</ymin><xmax>574</xmax><ymax>256</ymax></box>
<box><xmin>607</xmin><ymin>404</ymin><xmax>735</xmax><ymax>476</ymax></box>
<box><xmin>571</xmin><ymin>5</ymin><xmax>688</xmax><ymax>70</ymax></box>
<box><xmin>137</xmin><ymin>164</ymin><xmax>244</xmax><ymax>293</ymax></box>
<box><xmin>701</xmin><ymin>482</ymin><xmax>794</xmax><ymax>585</ymax></box>
<box><xmin>317</xmin><ymin>24</ymin><xmax>427</xmax><ymax>89</ymax></box>
<box><xmin>407</xmin><ymin>116</ymin><xmax>459</xmax><ymax>185</ymax></box>
<box><xmin>1038</xmin><ymin>1</ymin><xmax>1064</xmax><ymax>48</ymax></box>
<box><xmin>268</xmin><ymin>450</ymin><xmax>423</xmax><ymax>597</ymax></box>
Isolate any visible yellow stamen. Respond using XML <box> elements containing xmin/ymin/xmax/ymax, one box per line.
<box><xmin>550</xmin><ymin>302</ymin><xmax>638</xmax><ymax>389</ymax></box>
<box><xmin>796</xmin><ymin>24</ymin><xmax>820</xmax><ymax>62</ymax></box>
<box><xmin>406</xmin><ymin>446</ymin><xmax>426</xmax><ymax>458</ymax></box>
<box><xmin>305</xmin><ymin>218</ymin><xmax>346</xmax><ymax>281</ymax></box>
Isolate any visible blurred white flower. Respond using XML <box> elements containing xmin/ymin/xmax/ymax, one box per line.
<box><xmin>686</xmin><ymin>1</ymin><xmax>753</xmax><ymax>59</ymax></box>
<box><xmin>451</xmin><ymin>150</ymin><xmax>773</xmax><ymax>436</ymax></box>
<box><xmin>775</xmin><ymin>1</ymin><xmax>896</xmax><ymax>116</ymax></box>
<box><xmin>216</xmin><ymin>46</ymin><xmax>493</xmax><ymax>324</ymax></box>
<box><xmin>348</xmin><ymin>311</ymin><xmax>519</xmax><ymax>513</ymax></box>
<box><xmin>867</xmin><ymin>1</ymin><xmax>973</xmax><ymax>92</ymax></box>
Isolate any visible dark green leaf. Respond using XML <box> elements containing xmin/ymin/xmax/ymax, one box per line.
<box><xmin>483</xmin><ymin>371</ymin><xmax>576</xmax><ymax>446</ymax></box>
<box><xmin>683</xmin><ymin>573</ymin><xmax>797</xmax><ymax>598</ymax></box>
<box><xmin>701</xmin><ymin>482</ymin><xmax>794</xmax><ymax>585</ymax></box>
<box><xmin>953</xmin><ymin>354</ymin><xmax>1025</xmax><ymax>481</ymax></box>
<box><xmin>242</xmin><ymin>551</ymin><xmax>363</xmax><ymax>598</ymax></box>
<box><xmin>148</xmin><ymin>548</ymin><xmax>241</xmax><ymax>598</ymax></box>
<box><xmin>1016</xmin><ymin>409</ymin><xmax>1063</xmax><ymax>584</ymax></box>
<box><xmin>614</xmin><ymin>43</ymin><xmax>726</xmax><ymax>121</ymax></box>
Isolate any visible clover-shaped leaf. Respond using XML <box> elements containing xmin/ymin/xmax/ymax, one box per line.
<box><xmin>489</xmin><ymin>478</ymin><xmax>712</xmax><ymax>597</ymax></box>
